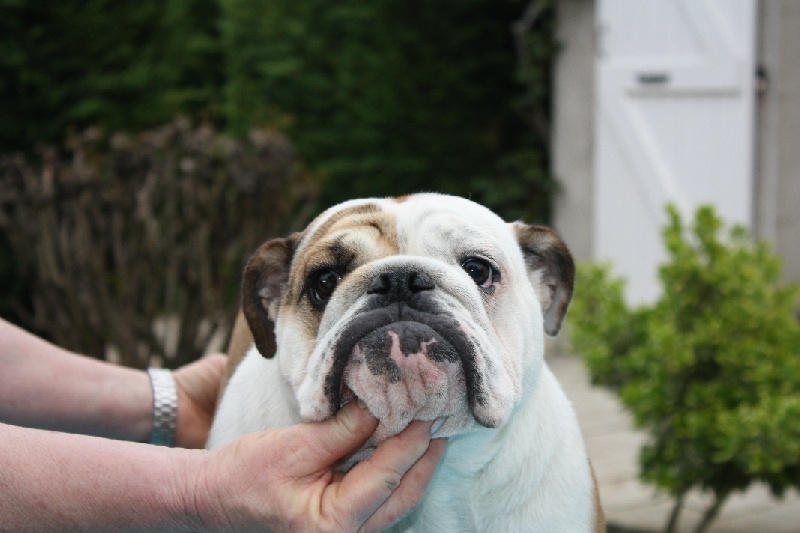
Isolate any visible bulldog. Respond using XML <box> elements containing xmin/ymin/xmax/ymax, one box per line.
<box><xmin>207</xmin><ymin>193</ymin><xmax>605</xmax><ymax>532</ymax></box>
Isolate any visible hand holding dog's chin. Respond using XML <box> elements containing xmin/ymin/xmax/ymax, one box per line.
<box><xmin>187</xmin><ymin>401</ymin><xmax>448</xmax><ymax>533</ymax></box>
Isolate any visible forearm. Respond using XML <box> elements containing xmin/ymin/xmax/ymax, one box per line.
<box><xmin>0</xmin><ymin>319</ymin><xmax>152</xmax><ymax>441</ymax></box>
<box><xmin>0</xmin><ymin>422</ymin><xmax>201</xmax><ymax>532</ymax></box>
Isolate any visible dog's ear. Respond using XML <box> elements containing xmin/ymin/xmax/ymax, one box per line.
<box><xmin>241</xmin><ymin>233</ymin><xmax>303</xmax><ymax>358</ymax></box>
<box><xmin>512</xmin><ymin>222</ymin><xmax>575</xmax><ymax>336</ymax></box>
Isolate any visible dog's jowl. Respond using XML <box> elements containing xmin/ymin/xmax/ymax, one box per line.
<box><xmin>208</xmin><ymin>193</ymin><xmax>606</xmax><ymax>532</ymax></box>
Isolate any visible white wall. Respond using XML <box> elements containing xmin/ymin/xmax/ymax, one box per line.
<box><xmin>552</xmin><ymin>0</ymin><xmax>596</xmax><ymax>263</ymax></box>
<box><xmin>756</xmin><ymin>1</ymin><xmax>800</xmax><ymax>285</ymax></box>
<box><xmin>553</xmin><ymin>0</ymin><xmax>800</xmax><ymax>296</ymax></box>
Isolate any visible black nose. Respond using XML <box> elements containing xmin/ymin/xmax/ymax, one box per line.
<box><xmin>367</xmin><ymin>269</ymin><xmax>435</xmax><ymax>301</ymax></box>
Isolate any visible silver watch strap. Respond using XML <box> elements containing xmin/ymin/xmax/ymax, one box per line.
<box><xmin>147</xmin><ymin>368</ymin><xmax>177</xmax><ymax>447</ymax></box>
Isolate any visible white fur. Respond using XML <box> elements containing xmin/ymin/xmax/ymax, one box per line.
<box><xmin>208</xmin><ymin>194</ymin><xmax>597</xmax><ymax>531</ymax></box>
<box><xmin>209</xmin><ymin>349</ymin><xmax>593</xmax><ymax>531</ymax></box>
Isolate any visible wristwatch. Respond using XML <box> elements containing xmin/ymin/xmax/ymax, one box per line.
<box><xmin>147</xmin><ymin>368</ymin><xmax>177</xmax><ymax>447</ymax></box>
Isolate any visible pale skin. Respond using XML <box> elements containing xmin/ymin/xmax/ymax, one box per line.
<box><xmin>0</xmin><ymin>318</ymin><xmax>447</xmax><ymax>532</ymax></box>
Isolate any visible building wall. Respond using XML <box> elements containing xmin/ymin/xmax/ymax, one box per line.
<box><xmin>553</xmin><ymin>0</ymin><xmax>800</xmax><ymax>286</ymax></box>
<box><xmin>756</xmin><ymin>1</ymin><xmax>800</xmax><ymax>284</ymax></box>
<box><xmin>551</xmin><ymin>0</ymin><xmax>596</xmax><ymax>263</ymax></box>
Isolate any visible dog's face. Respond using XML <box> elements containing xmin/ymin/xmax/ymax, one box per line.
<box><xmin>242</xmin><ymin>194</ymin><xmax>573</xmax><ymax>458</ymax></box>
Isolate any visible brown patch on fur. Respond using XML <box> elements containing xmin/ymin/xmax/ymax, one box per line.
<box><xmin>227</xmin><ymin>311</ymin><xmax>255</xmax><ymax>368</ymax></box>
<box><xmin>241</xmin><ymin>233</ymin><xmax>301</xmax><ymax>358</ymax></box>
<box><xmin>393</xmin><ymin>195</ymin><xmax>411</xmax><ymax>203</ymax></box>
<box><xmin>237</xmin><ymin>202</ymin><xmax>401</xmax><ymax>362</ymax></box>
<box><xmin>216</xmin><ymin>311</ymin><xmax>255</xmax><ymax>407</ymax></box>
<box><xmin>285</xmin><ymin>204</ymin><xmax>401</xmax><ymax>341</ymax></box>
<box><xmin>512</xmin><ymin>222</ymin><xmax>575</xmax><ymax>336</ymax></box>
<box><xmin>290</xmin><ymin>206</ymin><xmax>399</xmax><ymax>297</ymax></box>
<box><xmin>304</xmin><ymin>203</ymin><xmax>382</xmax><ymax>248</ymax></box>
<box><xmin>591</xmin><ymin>462</ymin><xmax>607</xmax><ymax>532</ymax></box>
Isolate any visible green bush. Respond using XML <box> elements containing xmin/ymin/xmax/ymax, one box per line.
<box><xmin>0</xmin><ymin>0</ymin><xmax>557</xmax><ymax>354</ymax></box>
<box><xmin>569</xmin><ymin>205</ymin><xmax>800</xmax><ymax>533</ymax></box>
<box><xmin>0</xmin><ymin>0</ymin><xmax>223</xmax><ymax>152</ymax></box>
<box><xmin>220</xmin><ymin>0</ymin><xmax>556</xmax><ymax>221</ymax></box>
<box><xmin>1</xmin><ymin>0</ymin><xmax>556</xmax><ymax>223</ymax></box>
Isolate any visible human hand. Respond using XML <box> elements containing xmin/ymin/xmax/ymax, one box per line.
<box><xmin>172</xmin><ymin>354</ymin><xmax>227</xmax><ymax>448</ymax></box>
<box><xmin>188</xmin><ymin>401</ymin><xmax>448</xmax><ymax>532</ymax></box>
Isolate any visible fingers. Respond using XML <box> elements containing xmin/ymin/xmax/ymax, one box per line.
<box><xmin>283</xmin><ymin>401</ymin><xmax>379</xmax><ymax>475</ymax></box>
<box><xmin>203</xmin><ymin>406</ymin><xmax>448</xmax><ymax>533</ymax></box>
<box><xmin>174</xmin><ymin>354</ymin><xmax>227</xmax><ymax>414</ymax></box>
<box><xmin>361</xmin><ymin>437</ymin><xmax>448</xmax><ymax>532</ymax></box>
<box><xmin>330</xmin><ymin>420</ymin><xmax>447</xmax><ymax>531</ymax></box>
<box><xmin>173</xmin><ymin>354</ymin><xmax>227</xmax><ymax>448</ymax></box>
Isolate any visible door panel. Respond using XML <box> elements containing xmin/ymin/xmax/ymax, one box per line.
<box><xmin>594</xmin><ymin>0</ymin><xmax>757</xmax><ymax>303</ymax></box>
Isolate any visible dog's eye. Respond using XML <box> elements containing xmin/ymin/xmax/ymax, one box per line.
<box><xmin>308</xmin><ymin>268</ymin><xmax>341</xmax><ymax>307</ymax></box>
<box><xmin>461</xmin><ymin>258</ymin><xmax>497</xmax><ymax>289</ymax></box>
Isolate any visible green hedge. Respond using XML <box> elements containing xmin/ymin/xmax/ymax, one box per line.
<box><xmin>1</xmin><ymin>0</ymin><xmax>555</xmax><ymax>222</ymax></box>
<box><xmin>0</xmin><ymin>0</ymin><xmax>222</xmax><ymax>151</ymax></box>
<box><xmin>221</xmin><ymin>0</ymin><xmax>556</xmax><ymax>220</ymax></box>
<box><xmin>1</xmin><ymin>0</ymin><xmax>556</xmax><ymax>344</ymax></box>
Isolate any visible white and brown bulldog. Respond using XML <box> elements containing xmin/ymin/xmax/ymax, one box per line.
<box><xmin>208</xmin><ymin>193</ymin><xmax>605</xmax><ymax>532</ymax></box>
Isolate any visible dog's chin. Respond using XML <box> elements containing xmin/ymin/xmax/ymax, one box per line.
<box><xmin>334</xmin><ymin>398</ymin><xmax>457</xmax><ymax>472</ymax></box>
<box><xmin>332</xmin><ymin>321</ymin><xmax>477</xmax><ymax>470</ymax></box>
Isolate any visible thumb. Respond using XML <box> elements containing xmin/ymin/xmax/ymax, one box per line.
<box><xmin>291</xmin><ymin>401</ymin><xmax>379</xmax><ymax>471</ymax></box>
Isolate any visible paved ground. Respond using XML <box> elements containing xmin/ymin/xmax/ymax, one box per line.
<box><xmin>547</xmin><ymin>351</ymin><xmax>800</xmax><ymax>533</ymax></box>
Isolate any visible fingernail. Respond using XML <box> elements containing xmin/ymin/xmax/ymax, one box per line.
<box><xmin>430</xmin><ymin>417</ymin><xmax>446</xmax><ymax>435</ymax></box>
<box><xmin>357</xmin><ymin>398</ymin><xmax>367</xmax><ymax>410</ymax></box>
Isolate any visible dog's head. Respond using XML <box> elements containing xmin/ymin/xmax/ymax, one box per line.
<box><xmin>242</xmin><ymin>194</ymin><xmax>573</xmax><ymax>459</ymax></box>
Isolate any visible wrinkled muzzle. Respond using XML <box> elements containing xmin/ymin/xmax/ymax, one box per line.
<box><xmin>297</xmin><ymin>265</ymin><xmax>519</xmax><ymax>467</ymax></box>
<box><xmin>331</xmin><ymin>304</ymin><xmax>477</xmax><ymax>429</ymax></box>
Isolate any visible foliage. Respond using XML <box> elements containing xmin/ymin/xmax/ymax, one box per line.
<box><xmin>220</xmin><ymin>0</ymin><xmax>557</xmax><ymax>222</ymax></box>
<box><xmin>0</xmin><ymin>0</ymin><xmax>223</xmax><ymax>153</ymax></box>
<box><xmin>0</xmin><ymin>119</ymin><xmax>316</xmax><ymax>368</ymax></box>
<box><xmin>0</xmin><ymin>0</ymin><xmax>557</xmax><ymax>359</ymax></box>
<box><xmin>1</xmin><ymin>0</ymin><xmax>556</xmax><ymax>223</ymax></box>
<box><xmin>569</xmin><ymin>204</ymin><xmax>800</xmax><ymax>533</ymax></box>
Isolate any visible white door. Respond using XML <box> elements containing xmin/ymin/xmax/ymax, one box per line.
<box><xmin>594</xmin><ymin>0</ymin><xmax>758</xmax><ymax>304</ymax></box>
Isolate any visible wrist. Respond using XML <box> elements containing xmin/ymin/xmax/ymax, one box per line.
<box><xmin>95</xmin><ymin>363</ymin><xmax>153</xmax><ymax>442</ymax></box>
<box><xmin>169</xmin><ymin>447</ymin><xmax>212</xmax><ymax>532</ymax></box>
<box><xmin>178</xmin><ymin>447</ymin><xmax>229</xmax><ymax>532</ymax></box>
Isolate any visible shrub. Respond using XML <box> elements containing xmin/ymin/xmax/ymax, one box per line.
<box><xmin>0</xmin><ymin>0</ymin><xmax>223</xmax><ymax>153</ymax></box>
<box><xmin>220</xmin><ymin>0</ymin><xmax>557</xmax><ymax>222</ymax></box>
<box><xmin>0</xmin><ymin>119</ymin><xmax>316</xmax><ymax>368</ymax></box>
<box><xmin>569</xmin><ymin>204</ymin><xmax>800</xmax><ymax>533</ymax></box>
<box><xmin>1</xmin><ymin>0</ymin><xmax>557</xmax><ymax>224</ymax></box>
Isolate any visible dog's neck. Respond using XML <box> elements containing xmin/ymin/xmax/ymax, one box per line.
<box><xmin>386</xmin><ymin>363</ymin><xmax>592</xmax><ymax>532</ymax></box>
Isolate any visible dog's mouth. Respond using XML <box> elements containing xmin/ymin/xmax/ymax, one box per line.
<box><xmin>338</xmin><ymin>382</ymin><xmax>357</xmax><ymax>407</ymax></box>
<box><xmin>323</xmin><ymin>304</ymin><xmax>494</xmax><ymax>467</ymax></box>
<box><xmin>326</xmin><ymin>306</ymin><xmax>485</xmax><ymax>409</ymax></box>
<box><xmin>341</xmin><ymin>321</ymin><xmax>465</xmax><ymax>428</ymax></box>
<box><xmin>331</xmin><ymin>318</ymin><xmax>468</xmax><ymax>469</ymax></box>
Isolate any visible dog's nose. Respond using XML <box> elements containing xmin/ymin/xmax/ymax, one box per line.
<box><xmin>367</xmin><ymin>269</ymin><xmax>435</xmax><ymax>300</ymax></box>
